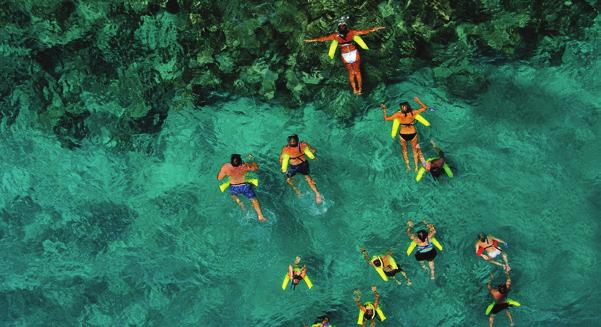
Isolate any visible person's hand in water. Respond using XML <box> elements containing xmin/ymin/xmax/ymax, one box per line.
<box><xmin>380</xmin><ymin>103</ymin><xmax>387</xmax><ymax>110</ymax></box>
<box><xmin>424</xmin><ymin>161</ymin><xmax>432</xmax><ymax>171</ymax></box>
<box><xmin>371</xmin><ymin>286</ymin><xmax>377</xmax><ymax>292</ymax></box>
<box><xmin>372</xmin><ymin>26</ymin><xmax>385</xmax><ymax>32</ymax></box>
<box><xmin>407</xmin><ymin>220</ymin><xmax>414</xmax><ymax>228</ymax></box>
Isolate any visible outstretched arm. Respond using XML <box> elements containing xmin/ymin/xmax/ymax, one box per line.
<box><xmin>245</xmin><ymin>162</ymin><xmax>259</xmax><ymax>171</ymax></box>
<box><xmin>360</xmin><ymin>248</ymin><xmax>372</xmax><ymax>265</ymax></box>
<box><xmin>304</xmin><ymin>33</ymin><xmax>337</xmax><ymax>43</ymax></box>
<box><xmin>430</xmin><ymin>139</ymin><xmax>445</xmax><ymax>159</ymax></box>
<box><xmin>425</xmin><ymin>222</ymin><xmax>437</xmax><ymax>239</ymax></box>
<box><xmin>353</xmin><ymin>26</ymin><xmax>385</xmax><ymax>35</ymax></box>
<box><xmin>491</xmin><ymin>235</ymin><xmax>507</xmax><ymax>245</ymax></box>
<box><xmin>372</xmin><ymin>287</ymin><xmax>380</xmax><ymax>308</ymax></box>
<box><xmin>406</xmin><ymin>220</ymin><xmax>416</xmax><ymax>240</ymax></box>
<box><xmin>413</xmin><ymin>97</ymin><xmax>428</xmax><ymax>114</ymax></box>
<box><xmin>217</xmin><ymin>166</ymin><xmax>226</xmax><ymax>181</ymax></box>
<box><xmin>380</xmin><ymin>103</ymin><xmax>396</xmax><ymax>121</ymax></box>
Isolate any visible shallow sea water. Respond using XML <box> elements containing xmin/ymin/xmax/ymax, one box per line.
<box><xmin>1</xmin><ymin>30</ymin><xmax>601</xmax><ymax>327</ymax></box>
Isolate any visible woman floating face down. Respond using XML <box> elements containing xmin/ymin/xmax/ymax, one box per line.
<box><xmin>304</xmin><ymin>16</ymin><xmax>384</xmax><ymax>95</ymax></box>
<box><xmin>381</xmin><ymin>97</ymin><xmax>429</xmax><ymax>172</ymax></box>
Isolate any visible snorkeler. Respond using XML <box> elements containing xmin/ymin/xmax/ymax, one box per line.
<box><xmin>354</xmin><ymin>287</ymin><xmax>386</xmax><ymax>327</ymax></box>
<box><xmin>416</xmin><ymin>139</ymin><xmax>454</xmax><ymax>182</ymax></box>
<box><xmin>380</xmin><ymin>98</ymin><xmax>429</xmax><ymax>172</ymax></box>
<box><xmin>279</xmin><ymin>134</ymin><xmax>322</xmax><ymax>204</ymax></box>
<box><xmin>487</xmin><ymin>271</ymin><xmax>519</xmax><ymax>327</ymax></box>
<box><xmin>360</xmin><ymin>248</ymin><xmax>412</xmax><ymax>286</ymax></box>
<box><xmin>217</xmin><ymin>154</ymin><xmax>267</xmax><ymax>222</ymax></box>
<box><xmin>406</xmin><ymin>220</ymin><xmax>439</xmax><ymax>280</ymax></box>
<box><xmin>304</xmin><ymin>16</ymin><xmax>384</xmax><ymax>95</ymax></box>
<box><xmin>476</xmin><ymin>233</ymin><xmax>511</xmax><ymax>272</ymax></box>
<box><xmin>282</xmin><ymin>256</ymin><xmax>313</xmax><ymax>290</ymax></box>
<box><xmin>304</xmin><ymin>316</ymin><xmax>332</xmax><ymax>327</ymax></box>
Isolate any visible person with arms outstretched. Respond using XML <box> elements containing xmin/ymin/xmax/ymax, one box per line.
<box><xmin>487</xmin><ymin>270</ymin><xmax>520</xmax><ymax>326</ymax></box>
<box><xmin>354</xmin><ymin>287</ymin><xmax>386</xmax><ymax>327</ymax></box>
<box><xmin>305</xmin><ymin>16</ymin><xmax>384</xmax><ymax>95</ymax></box>
<box><xmin>217</xmin><ymin>154</ymin><xmax>266</xmax><ymax>222</ymax></box>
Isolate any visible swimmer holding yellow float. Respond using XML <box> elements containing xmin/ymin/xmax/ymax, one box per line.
<box><xmin>282</xmin><ymin>256</ymin><xmax>313</xmax><ymax>290</ymax></box>
<box><xmin>354</xmin><ymin>287</ymin><xmax>386</xmax><ymax>327</ymax></box>
<box><xmin>217</xmin><ymin>154</ymin><xmax>267</xmax><ymax>222</ymax></box>
<box><xmin>359</xmin><ymin>248</ymin><xmax>412</xmax><ymax>286</ymax></box>
<box><xmin>280</xmin><ymin>134</ymin><xmax>322</xmax><ymax>204</ymax></box>
<box><xmin>406</xmin><ymin>219</ymin><xmax>442</xmax><ymax>280</ymax></box>
<box><xmin>380</xmin><ymin>98</ymin><xmax>429</xmax><ymax>173</ymax></box>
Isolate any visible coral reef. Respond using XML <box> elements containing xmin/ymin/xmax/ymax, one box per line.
<box><xmin>0</xmin><ymin>0</ymin><xmax>598</xmax><ymax>146</ymax></box>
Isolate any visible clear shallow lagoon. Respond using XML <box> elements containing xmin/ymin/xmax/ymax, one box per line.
<box><xmin>2</xmin><ymin>36</ymin><xmax>601</xmax><ymax>327</ymax></box>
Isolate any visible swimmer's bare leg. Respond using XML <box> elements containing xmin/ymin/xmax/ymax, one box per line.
<box><xmin>370</xmin><ymin>320</ymin><xmax>375</xmax><ymax>327</ymax></box>
<box><xmin>505</xmin><ymin>309</ymin><xmax>514</xmax><ymax>326</ymax></box>
<box><xmin>429</xmin><ymin>260</ymin><xmax>436</xmax><ymax>280</ymax></box>
<box><xmin>489</xmin><ymin>314</ymin><xmax>495</xmax><ymax>327</ymax></box>
<box><xmin>411</xmin><ymin>137</ymin><xmax>422</xmax><ymax>173</ymax></box>
<box><xmin>345</xmin><ymin>63</ymin><xmax>359</xmax><ymax>94</ymax></box>
<box><xmin>353</xmin><ymin>61</ymin><xmax>363</xmax><ymax>95</ymax></box>
<box><xmin>231</xmin><ymin>195</ymin><xmax>246</xmax><ymax>211</ymax></box>
<box><xmin>419</xmin><ymin>261</ymin><xmax>428</xmax><ymax>272</ymax></box>
<box><xmin>286</xmin><ymin>177</ymin><xmax>302</xmax><ymax>197</ymax></box>
<box><xmin>400</xmin><ymin>139</ymin><xmax>411</xmax><ymax>171</ymax></box>
<box><xmin>250</xmin><ymin>198</ymin><xmax>267</xmax><ymax>222</ymax></box>
<box><xmin>304</xmin><ymin>175</ymin><xmax>322</xmax><ymax>204</ymax></box>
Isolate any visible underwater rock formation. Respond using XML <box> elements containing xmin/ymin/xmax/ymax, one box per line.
<box><xmin>0</xmin><ymin>0</ymin><xmax>598</xmax><ymax>146</ymax></box>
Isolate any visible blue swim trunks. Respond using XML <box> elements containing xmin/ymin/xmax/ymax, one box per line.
<box><xmin>229</xmin><ymin>183</ymin><xmax>256</xmax><ymax>199</ymax></box>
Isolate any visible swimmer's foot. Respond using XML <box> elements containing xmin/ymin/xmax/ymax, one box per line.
<box><xmin>504</xmin><ymin>265</ymin><xmax>511</xmax><ymax>273</ymax></box>
<box><xmin>315</xmin><ymin>193</ymin><xmax>323</xmax><ymax>204</ymax></box>
<box><xmin>258</xmin><ymin>215</ymin><xmax>268</xmax><ymax>222</ymax></box>
<box><xmin>294</xmin><ymin>190</ymin><xmax>302</xmax><ymax>198</ymax></box>
<box><xmin>430</xmin><ymin>274</ymin><xmax>436</xmax><ymax>280</ymax></box>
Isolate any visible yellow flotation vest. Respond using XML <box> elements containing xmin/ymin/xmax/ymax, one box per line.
<box><xmin>407</xmin><ymin>237</ymin><xmax>443</xmax><ymax>255</ymax></box>
<box><xmin>390</xmin><ymin>115</ymin><xmax>430</xmax><ymax>139</ymax></box>
<box><xmin>328</xmin><ymin>35</ymin><xmax>369</xmax><ymax>59</ymax></box>
<box><xmin>485</xmin><ymin>298</ymin><xmax>521</xmax><ymax>315</ymax></box>
<box><xmin>281</xmin><ymin>266</ymin><xmax>313</xmax><ymax>290</ymax></box>
<box><xmin>281</xmin><ymin>145</ymin><xmax>315</xmax><ymax>173</ymax></box>
<box><xmin>415</xmin><ymin>157</ymin><xmax>454</xmax><ymax>182</ymax></box>
<box><xmin>219</xmin><ymin>177</ymin><xmax>259</xmax><ymax>192</ymax></box>
<box><xmin>371</xmin><ymin>256</ymin><xmax>398</xmax><ymax>281</ymax></box>
<box><xmin>357</xmin><ymin>302</ymin><xmax>385</xmax><ymax>324</ymax></box>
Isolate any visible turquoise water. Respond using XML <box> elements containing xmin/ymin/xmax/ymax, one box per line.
<box><xmin>2</xmin><ymin>28</ymin><xmax>601</xmax><ymax>327</ymax></box>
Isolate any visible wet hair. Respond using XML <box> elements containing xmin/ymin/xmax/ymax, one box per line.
<box><xmin>417</xmin><ymin>230</ymin><xmax>428</xmax><ymax>242</ymax></box>
<box><xmin>288</xmin><ymin>134</ymin><xmax>299</xmax><ymax>145</ymax></box>
<box><xmin>230</xmin><ymin>154</ymin><xmax>242</xmax><ymax>167</ymax></box>
<box><xmin>478</xmin><ymin>233</ymin><xmax>487</xmax><ymax>242</ymax></box>
<box><xmin>400</xmin><ymin>101</ymin><xmax>412</xmax><ymax>115</ymax></box>
<box><xmin>498</xmin><ymin>284</ymin><xmax>508</xmax><ymax>294</ymax></box>
<box><xmin>373</xmin><ymin>258</ymin><xmax>382</xmax><ymax>267</ymax></box>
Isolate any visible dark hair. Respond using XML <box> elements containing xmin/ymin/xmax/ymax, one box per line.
<box><xmin>417</xmin><ymin>230</ymin><xmax>428</xmax><ymax>242</ymax></box>
<box><xmin>373</xmin><ymin>258</ymin><xmax>382</xmax><ymax>267</ymax></box>
<box><xmin>400</xmin><ymin>101</ymin><xmax>412</xmax><ymax>116</ymax></box>
<box><xmin>498</xmin><ymin>284</ymin><xmax>508</xmax><ymax>294</ymax></box>
<box><xmin>288</xmin><ymin>134</ymin><xmax>299</xmax><ymax>144</ymax></box>
<box><xmin>230</xmin><ymin>154</ymin><xmax>242</xmax><ymax>167</ymax></box>
<box><xmin>478</xmin><ymin>233</ymin><xmax>487</xmax><ymax>242</ymax></box>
